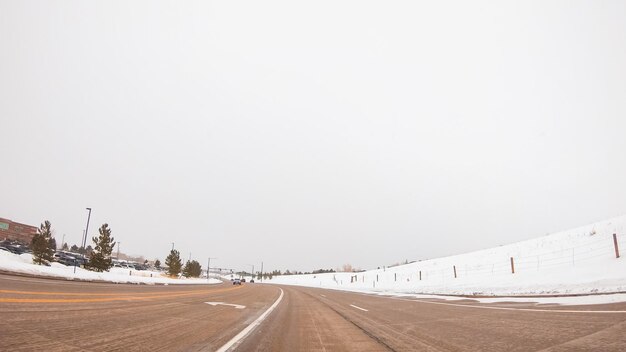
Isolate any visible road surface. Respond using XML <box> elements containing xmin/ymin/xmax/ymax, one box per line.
<box><xmin>1</xmin><ymin>273</ymin><xmax>626</xmax><ymax>351</ymax></box>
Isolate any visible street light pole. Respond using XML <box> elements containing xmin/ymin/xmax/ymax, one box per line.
<box><xmin>117</xmin><ymin>242</ymin><xmax>121</xmax><ymax>259</ymax></box>
<box><xmin>171</xmin><ymin>242</ymin><xmax>175</xmax><ymax>251</ymax></box>
<box><xmin>207</xmin><ymin>257</ymin><xmax>217</xmax><ymax>281</ymax></box>
<box><xmin>82</xmin><ymin>207</ymin><xmax>92</xmax><ymax>249</ymax></box>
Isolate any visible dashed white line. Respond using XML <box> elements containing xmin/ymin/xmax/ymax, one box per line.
<box><xmin>215</xmin><ymin>288</ymin><xmax>284</xmax><ymax>352</ymax></box>
<box><xmin>349</xmin><ymin>304</ymin><xmax>368</xmax><ymax>312</ymax></box>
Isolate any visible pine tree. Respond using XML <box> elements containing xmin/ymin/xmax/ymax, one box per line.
<box><xmin>62</xmin><ymin>242</ymin><xmax>69</xmax><ymax>251</ymax></box>
<box><xmin>165</xmin><ymin>249</ymin><xmax>182</xmax><ymax>277</ymax></box>
<box><xmin>183</xmin><ymin>260</ymin><xmax>202</xmax><ymax>278</ymax></box>
<box><xmin>87</xmin><ymin>224</ymin><xmax>116</xmax><ymax>272</ymax></box>
<box><xmin>70</xmin><ymin>244</ymin><xmax>79</xmax><ymax>252</ymax></box>
<box><xmin>48</xmin><ymin>237</ymin><xmax>57</xmax><ymax>251</ymax></box>
<box><xmin>31</xmin><ymin>221</ymin><xmax>55</xmax><ymax>265</ymax></box>
<box><xmin>154</xmin><ymin>259</ymin><xmax>161</xmax><ymax>269</ymax></box>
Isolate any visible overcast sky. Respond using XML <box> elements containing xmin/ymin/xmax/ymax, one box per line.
<box><xmin>1</xmin><ymin>1</ymin><xmax>625</xmax><ymax>273</ymax></box>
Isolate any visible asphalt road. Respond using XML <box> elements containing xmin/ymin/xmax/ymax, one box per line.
<box><xmin>2</xmin><ymin>273</ymin><xmax>626</xmax><ymax>351</ymax></box>
<box><xmin>0</xmin><ymin>273</ymin><xmax>279</xmax><ymax>352</ymax></box>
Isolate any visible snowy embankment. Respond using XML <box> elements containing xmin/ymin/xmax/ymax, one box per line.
<box><xmin>267</xmin><ymin>215</ymin><xmax>626</xmax><ymax>300</ymax></box>
<box><xmin>0</xmin><ymin>251</ymin><xmax>221</xmax><ymax>285</ymax></box>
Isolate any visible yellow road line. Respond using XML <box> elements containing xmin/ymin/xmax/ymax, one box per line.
<box><xmin>0</xmin><ymin>287</ymin><xmax>233</xmax><ymax>296</ymax></box>
<box><xmin>0</xmin><ymin>286</ymin><xmax>243</xmax><ymax>303</ymax></box>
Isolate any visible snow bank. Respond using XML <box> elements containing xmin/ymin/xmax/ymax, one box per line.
<box><xmin>266</xmin><ymin>215</ymin><xmax>626</xmax><ymax>302</ymax></box>
<box><xmin>0</xmin><ymin>251</ymin><xmax>221</xmax><ymax>285</ymax></box>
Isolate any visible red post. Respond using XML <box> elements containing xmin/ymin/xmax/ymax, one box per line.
<box><xmin>510</xmin><ymin>257</ymin><xmax>515</xmax><ymax>274</ymax></box>
<box><xmin>453</xmin><ymin>265</ymin><xmax>457</xmax><ymax>278</ymax></box>
<box><xmin>614</xmin><ymin>233</ymin><xmax>620</xmax><ymax>259</ymax></box>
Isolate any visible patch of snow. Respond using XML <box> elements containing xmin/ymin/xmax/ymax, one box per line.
<box><xmin>0</xmin><ymin>251</ymin><xmax>221</xmax><ymax>285</ymax></box>
<box><xmin>266</xmin><ymin>214</ymin><xmax>626</xmax><ymax>305</ymax></box>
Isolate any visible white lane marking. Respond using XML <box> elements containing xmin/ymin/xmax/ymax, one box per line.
<box><xmin>390</xmin><ymin>296</ymin><xmax>626</xmax><ymax>314</ymax></box>
<box><xmin>216</xmin><ymin>288</ymin><xmax>284</xmax><ymax>352</ymax></box>
<box><xmin>205</xmin><ymin>302</ymin><xmax>246</xmax><ymax>309</ymax></box>
<box><xmin>349</xmin><ymin>304</ymin><xmax>368</xmax><ymax>312</ymax></box>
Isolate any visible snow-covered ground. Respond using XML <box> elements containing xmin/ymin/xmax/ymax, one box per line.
<box><xmin>0</xmin><ymin>251</ymin><xmax>221</xmax><ymax>285</ymax></box>
<box><xmin>266</xmin><ymin>215</ymin><xmax>626</xmax><ymax>304</ymax></box>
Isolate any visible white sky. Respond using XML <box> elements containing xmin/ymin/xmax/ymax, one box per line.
<box><xmin>1</xmin><ymin>1</ymin><xmax>625</xmax><ymax>273</ymax></box>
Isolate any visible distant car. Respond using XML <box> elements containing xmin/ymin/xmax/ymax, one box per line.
<box><xmin>5</xmin><ymin>245</ymin><xmax>26</xmax><ymax>255</ymax></box>
<box><xmin>241</xmin><ymin>278</ymin><xmax>246</xmax><ymax>283</ymax></box>
<box><xmin>233</xmin><ymin>278</ymin><xmax>241</xmax><ymax>285</ymax></box>
<box><xmin>53</xmin><ymin>252</ymin><xmax>82</xmax><ymax>266</ymax></box>
<box><xmin>250</xmin><ymin>279</ymin><xmax>255</xmax><ymax>283</ymax></box>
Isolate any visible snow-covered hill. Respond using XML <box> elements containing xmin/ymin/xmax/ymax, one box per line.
<box><xmin>266</xmin><ymin>215</ymin><xmax>626</xmax><ymax>298</ymax></box>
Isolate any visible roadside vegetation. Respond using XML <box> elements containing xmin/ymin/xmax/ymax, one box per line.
<box><xmin>183</xmin><ymin>260</ymin><xmax>202</xmax><ymax>278</ymax></box>
<box><xmin>86</xmin><ymin>224</ymin><xmax>116</xmax><ymax>272</ymax></box>
<box><xmin>31</xmin><ymin>220</ymin><xmax>55</xmax><ymax>265</ymax></box>
<box><xmin>165</xmin><ymin>249</ymin><xmax>182</xmax><ymax>277</ymax></box>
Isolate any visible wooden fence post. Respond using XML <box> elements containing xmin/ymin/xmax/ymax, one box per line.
<box><xmin>614</xmin><ymin>233</ymin><xmax>620</xmax><ymax>258</ymax></box>
<box><xmin>419</xmin><ymin>271</ymin><xmax>422</xmax><ymax>281</ymax></box>
<box><xmin>453</xmin><ymin>265</ymin><xmax>457</xmax><ymax>278</ymax></box>
<box><xmin>510</xmin><ymin>257</ymin><xmax>515</xmax><ymax>274</ymax></box>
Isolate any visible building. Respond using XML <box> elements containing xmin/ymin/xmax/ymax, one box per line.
<box><xmin>0</xmin><ymin>217</ymin><xmax>38</xmax><ymax>244</ymax></box>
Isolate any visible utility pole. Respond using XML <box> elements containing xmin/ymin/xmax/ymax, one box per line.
<box><xmin>117</xmin><ymin>242</ymin><xmax>121</xmax><ymax>259</ymax></box>
<box><xmin>82</xmin><ymin>207</ymin><xmax>92</xmax><ymax>249</ymax></box>
<box><xmin>260</xmin><ymin>261</ymin><xmax>264</xmax><ymax>282</ymax></box>
<box><xmin>171</xmin><ymin>242</ymin><xmax>175</xmax><ymax>251</ymax></box>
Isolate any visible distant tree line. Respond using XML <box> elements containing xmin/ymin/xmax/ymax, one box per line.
<box><xmin>253</xmin><ymin>268</ymin><xmax>337</xmax><ymax>280</ymax></box>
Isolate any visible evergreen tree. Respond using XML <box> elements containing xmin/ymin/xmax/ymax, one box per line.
<box><xmin>165</xmin><ymin>249</ymin><xmax>182</xmax><ymax>277</ymax></box>
<box><xmin>70</xmin><ymin>244</ymin><xmax>79</xmax><ymax>252</ymax></box>
<box><xmin>154</xmin><ymin>259</ymin><xmax>161</xmax><ymax>269</ymax></box>
<box><xmin>87</xmin><ymin>224</ymin><xmax>116</xmax><ymax>272</ymax></box>
<box><xmin>31</xmin><ymin>221</ymin><xmax>55</xmax><ymax>265</ymax></box>
<box><xmin>183</xmin><ymin>260</ymin><xmax>202</xmax><ymax>278</ymax></box>
<box><xmin>48</xmin><ymin>237</ymin><xmax>57</xmax><ymax>251</ymax></box>
<box><xmin>62</xmin><ymin>242</ymin><xmax>69</xmax><ymax>251</ymax></box>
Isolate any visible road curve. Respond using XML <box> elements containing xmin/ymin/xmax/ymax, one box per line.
<box><xmin>237</xmin><ymin>285</ymin><xmax>626</xmax><ymax>352</ymax></box>
<box><xmin>0</xmin><ymin>273</ymin><xmax>281</xmax><ymax>351</ymax></box>
<box><xmin>2</xmin><ymin>274</ymin><xmax>626</xmax><ymax>351</ymax></box>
